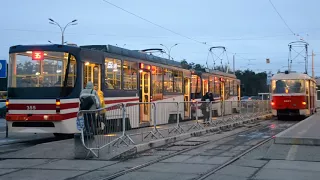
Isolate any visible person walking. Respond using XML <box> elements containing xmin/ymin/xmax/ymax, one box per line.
<box><xmin>201</xmin><ymin>92</ymin><xmax>210</xmax><ymax>122</ymax></box>
<box><xmin>79</xmin><ymin>82</ymin><xmax>100</xmax><ymax>136</ymax></box>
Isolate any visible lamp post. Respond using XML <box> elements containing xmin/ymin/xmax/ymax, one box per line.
<box><xmin>48</xmin><ymin>18</ymin><xmax>78</xmax><ymax>45</ymax></box>
<box><xmin>160</xmin><ymin>43</ymin><xmax>178</xmax><ymax>60</ymax></box>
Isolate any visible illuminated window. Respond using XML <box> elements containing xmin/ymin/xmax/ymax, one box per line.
<box><xmin>9</xmin><ymin>51</ymin><xmax>76</xmax><ymax>89</ymax></box>
<box><xmin>191</xmin><ymin>75</ymin><xmax>201</xmax><ymax>94</ymax></box>
<box><xmin>105</xmin><ymin>58</ymin><xmax>121</xmax><ymax>89</ymax></box>
<box><xmin>203</xmin><ymin>78</ymin><xmax>208</xmax><ymax>94</ymax></box>
<box><xmin>214</xmin><ymin>77</ymin><xmax>221</xmax><ymax>97</ymax></box>
<box><xmin>164</xmin><ymin>69</ymin><xmax>173</xmax><ymax>92</ymax></box>
<box><xmin>174</xmin><ymin>70</ymin><xmax>183</xmax><ymax>93</ymax></box>
<box><xmin>209</xmin><ymin>76</ymin><xmax>214</xmax><ymax>93</ymax></box>
<box><xmin>225</xmin><ymin>79</ymin><xmax>230</xmax><ymax>99</ymax></box>
<box><xmin>152</xmin><ymin>66</ymin><xmax>163</xmax><ymax>100</ymax></box>
<box><xmin>123</xmin><ymin>61</ymin><xmax>137</xmax><ymax>90</ymax></box>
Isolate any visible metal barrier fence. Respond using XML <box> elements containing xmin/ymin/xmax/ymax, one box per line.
<box><xmin>77</xmin><ymin>100</ymin><xmax>271</xmax><ymax>157</ymax></box>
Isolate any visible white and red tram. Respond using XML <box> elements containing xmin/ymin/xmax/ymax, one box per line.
<box><xmin>271</xmin><ymin>71</ymin><xmax>316</xmax><ymax>119</ymax></box>
<box><xmin>6</xmin><ymin>44</ymin><xmax>240</xmax><ymax>136</ymax></box>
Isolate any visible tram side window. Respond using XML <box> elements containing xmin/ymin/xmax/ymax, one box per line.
<box><xmin>152</xmin><ymin>66</ymin><xmax>163</xmax><ymax>100</ymax></box>
<box><xmin>229</xmin><ymin>80</ymin><xmax>234</xmax><ymax>96</ymax></box>
<box><xmin>209</xmin><ymin>76</ymin><xmax>214</xmax><ymax>93</ymax></box>
<box><xmin>214</xmin><ymin>78</ymin><xmax>221</xmax><ymax>98</ymax></box>
<box><xmin>164</xmin><ymin>69</ymin><xmax>173</xmax><ymax>92</ymax></box>
<box><xmin>225</xmin><ymin>79</ymin><xmax>230</xmax><ymax>100</ymax></box>
<box><xmin>191</xmin><ymin>75</ymin><xmax>201</xmax><ymax>94</ymax></box>
<box><xmin>105</xmin><ymin>58</ymin><xmax>121</xmax><ymax>89</ymax></box>
<box><xmin>234</xmin><ymin>81</ymin><xmax>239</xmax><ymax>96</ymax></box>
<box><xmin>174</xmin><ymin>70</ymin><xmax>183</xmax><ymax>93</ymax></box>
<box><xmin>123</xmin><ymin>61</ymin><xmax>137</xmax><ymax>90</ymax></box>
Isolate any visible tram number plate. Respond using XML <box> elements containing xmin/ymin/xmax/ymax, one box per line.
<box><xmin>76</xmin><ymin>115</ymin><xmax>84</xmax><ymax>131</ymax></box>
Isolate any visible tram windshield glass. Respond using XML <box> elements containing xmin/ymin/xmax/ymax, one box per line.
<box><xmin>272</xmin><ymin>79</ymin><xmax>305</xmax><ymax>94</ymax></box>
<box><xmin>8</xmin><ymin>51</ymin><xmax>77</xmax><ymax>98</ymax></box>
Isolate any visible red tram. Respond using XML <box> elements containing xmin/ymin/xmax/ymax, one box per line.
<box><xmin>271</xmin><ymin>71</ymin><xmax>316</xmax><ymax>119</ymax></box>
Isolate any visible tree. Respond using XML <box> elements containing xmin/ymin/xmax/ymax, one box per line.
<box><xmin>236</xmin><ymin>70</ymin><xmax>268</xmax><ymax>96</ymax></box>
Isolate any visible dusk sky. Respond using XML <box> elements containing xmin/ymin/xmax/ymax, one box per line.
<box><xmin>1</xmin><ymin>0</ymin><xmax>320</xmax><ymax>75</ymax></box>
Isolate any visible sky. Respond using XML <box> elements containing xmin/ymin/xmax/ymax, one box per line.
<box><xmin>1</xmin><ymin>0</ymin><xmax>320</xmax><ymax>75</ymax></box>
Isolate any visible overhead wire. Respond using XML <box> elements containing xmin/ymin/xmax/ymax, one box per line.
<box><xmin>102</xmin><ymin>0</ymin><xmax>206</xmax><ymax>45</ymax></box>
<box><xmin>268</xmin><ymin>0</ymin><xmax>296</xmax><ymax>36</ymax></box>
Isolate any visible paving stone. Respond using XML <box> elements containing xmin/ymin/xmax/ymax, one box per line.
<box><xmin>140</xmin><ymin>150</ymin><xmax>174</xmax><ymax>156</ymax></box>
<box><xmin>114</xmin><ymin>171</ymin><xmax>198</xmax><ymax>180</ymax></box>
<box><xmin>219</xmin><ymin>150</ymin><xmax>242</xmax><ymax>157</ymax></box>
<box><xmin>32</xmin><ymin>159</ymin><xmax>117</xmax><ymax>171</ymax></box>
<box><xmin>216</xmin><ymin>165</ymin><xmax>258</xmax><ymax>178</ymax></box>
<box><xmin>229</xmin><ymin>145</ymin><xmax>252</xmax><ymax>151</ymax></box>
<box><xmin>213</xmin><ymin>145</ymin><xmax>234</xmax><ymax>150</ymax></box>
<box><xmin>165</xmin><ymin>146</ymin><xmax>189</xmax><ymax>151</ymax></box>
<box><xmin>233</xmin><ymin>159</ymin><xmax>268</xmax><ymax>168</ymax></box>
<box><xmin>200</xmin><ymin>144</ymin><xmax>219</xmax><ymax>150</ymax></box>
<box><xmin>200</xmin><ymin>149</ymin><xmax>225</xmax><ymax>156</ymax></box>
<box><xmin>72</xmin><ymin>169</ymin><xmax>126</xmax><ymax>180</ymax></box>
<box><xmin>183</xmin><ymin>155</ymin><xmax>218</xmax><ymax>164</ymax></box>
<box><xmin>0</xmin><ymin>169</ymin><xmax>18</xmax><ymax>176</ymax></box>
<box><xmin>253</xmin><ymin>168</ymin><xmax>320</xmax><ymax>180</ymax></box>
<box><xmin>140</xmin><ymin>162</ymin><xmax>214</xmax><ymax>174</ymax></box>
<box><xmin>0</xmin><ymin>159</ymin><xmax>51</xmax><ymax>169</ymax></box>
<box><xmin>206</xmin><ymin>174</ymin><xmax>248</xmax><ymax>180</ymax></box>
<box><xmin>264</xmin><ymin>160</ymin><xmax>320</xmax><ymax>172</ymax></box>
<box><xmin>125</xmin><ymin>156</ymin><xmax>160</xmax><ymax>163</ymax></box>
<box><xmin>161</xmin><ymin>155</ymin><xmax>192</xmax><ymax>163</ymax></box>
<box><xmin>206</xmin><ymin>156</ymin><xmax>231</xmax><ymax>164</ymax></box>
<box><xmin>0</xmin><ymin>169</ymin><xmax>85</xmax><ymax>180</ymax></box>
<box><xmin>99</xmin><ymin>162</ymin><xmax>137</xmax><ymax>171</ymax></box>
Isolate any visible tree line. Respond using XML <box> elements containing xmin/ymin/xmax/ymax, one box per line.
<box><xmin>181</xmin><ymin>59</ymin><xmax>268</xmax><ymax>96</ymax></box>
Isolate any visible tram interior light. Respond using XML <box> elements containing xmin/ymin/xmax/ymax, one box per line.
<box><xmin>85</xmin><ymin>62</ymin><xmax>90</xmax><ymax>66</ymax></box>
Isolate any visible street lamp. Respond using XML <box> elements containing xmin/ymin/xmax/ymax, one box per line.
<box><xmin>48</xmin><ymin>18</ymin><xmax>78</xmax><ymax>45</ymax></box>
<box><xmin>160</xmin><ymin>43</ymin><xmax>178</xmax><ymax>60</ymax></box>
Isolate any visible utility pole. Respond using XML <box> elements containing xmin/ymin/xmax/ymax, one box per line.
<box><xmin>233</xmin><ymin>54</ymin><xmax>235</xmax><ymax>75</ymax></box>
<box><xmin>312</xmin><ymin>50</ymin><xmax>315</xmax><ymax>79</ymax></box>
<box><xmin>49</xmin><ymin>18</ymin><xmax>78</xmax><ymax>45</ymax></box>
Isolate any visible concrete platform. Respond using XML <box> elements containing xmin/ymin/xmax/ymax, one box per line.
<box><xmin>0</xmin><ymin>114</ymin><xmax>271</xmax><ymax>160</ymax></box>
<box><xmin>274</xmin><ymin>113</ymin><xmax>320</xmax><ymax>146</ymax></box>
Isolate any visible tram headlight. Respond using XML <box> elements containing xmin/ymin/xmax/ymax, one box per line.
<box><xmin>56</xmin><ymin>99</ymin><xmax>61</xmax><ymax>113</ymax></box>
<box><xmin>6</xmin><ymin>99</ymin><xmax>9</xmax><ymax>112</ymax></box>
<box><xmin>302</xmin><ymin>101</ymin><xmax>307</xmax><ymax>105</ymax></box>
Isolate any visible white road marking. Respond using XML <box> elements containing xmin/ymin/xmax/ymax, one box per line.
<box><xmin>286</xmin><ymin>145</ymin><xmax>299</xmax><ymax>160</ymax></box>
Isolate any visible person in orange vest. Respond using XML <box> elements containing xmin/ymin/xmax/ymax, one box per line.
<box><xmin>94</xmin><ymin>86</ymin><xmax>106</xmax><ymax>112</ymax></box>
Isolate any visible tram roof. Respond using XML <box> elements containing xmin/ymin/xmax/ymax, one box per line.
<box><xmin>80</xmin><ymin>45</ymin><xmax>182</xmax><ymax>68</ymax></box>
<box><xmin>9</xmin><ymin>44</ymin><xmax>237</xmax><ymax>79</ymax></box>
<box><xmin>271</xmin><ymin>72</ymin><xmax>312</xmax><ymax>80</ymax></box>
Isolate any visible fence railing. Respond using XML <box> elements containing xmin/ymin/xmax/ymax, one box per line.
<box><xmin>77</xmin><ymin>100</ymin><xmax>271</xmax><ymax>157</ymax></box>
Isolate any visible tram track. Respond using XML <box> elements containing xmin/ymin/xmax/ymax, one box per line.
<box><xmin>94</xmin><ymin>118</ymin><xmax>295</xmax><ymax>180</ymax></box>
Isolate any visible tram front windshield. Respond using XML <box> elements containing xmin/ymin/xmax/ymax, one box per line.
<box><xmin>272</xmin><ymin>80</ymin><xmax>305</xmax><ymax>94</ymax></box>
<box><xmin>8</xmin><ymin>51</ymin><xmax>76</xmax><ymax>98</ymax></box>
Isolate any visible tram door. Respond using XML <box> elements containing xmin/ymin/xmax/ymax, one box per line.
<box><xmin>139</xmin><ymin>71</ymin><xmax>151</xmax><ymax>124</ymax></box>
<box><xmin>184</xmin><ymin>77</ymin><xmax>191</xmax><ymax>118</ymax></box>
<box><xmin>220</xmin><ymin>81</ymin><xmax>225</xmax><ymax>115</ymax></box>
<box><xmin>83</xmin><ymin>62</ymin><xmax>101</xmax><ymax>91</ymax></box>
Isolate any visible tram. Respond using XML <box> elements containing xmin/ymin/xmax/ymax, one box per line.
<box><xmin>271</xmin><ymin>71</ymin><xmax>316</xmax><ymax>119</ymax></box>
<box><xmin>6</xmin><ymin>44</ymin><xmax>240</xmax><ymax>136</ymax></box>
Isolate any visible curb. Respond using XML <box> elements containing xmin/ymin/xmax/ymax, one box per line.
<box><xmin>110</xmin><ymin>114</ymin><xmax>272</xmax><ymax>160</ymax></box>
